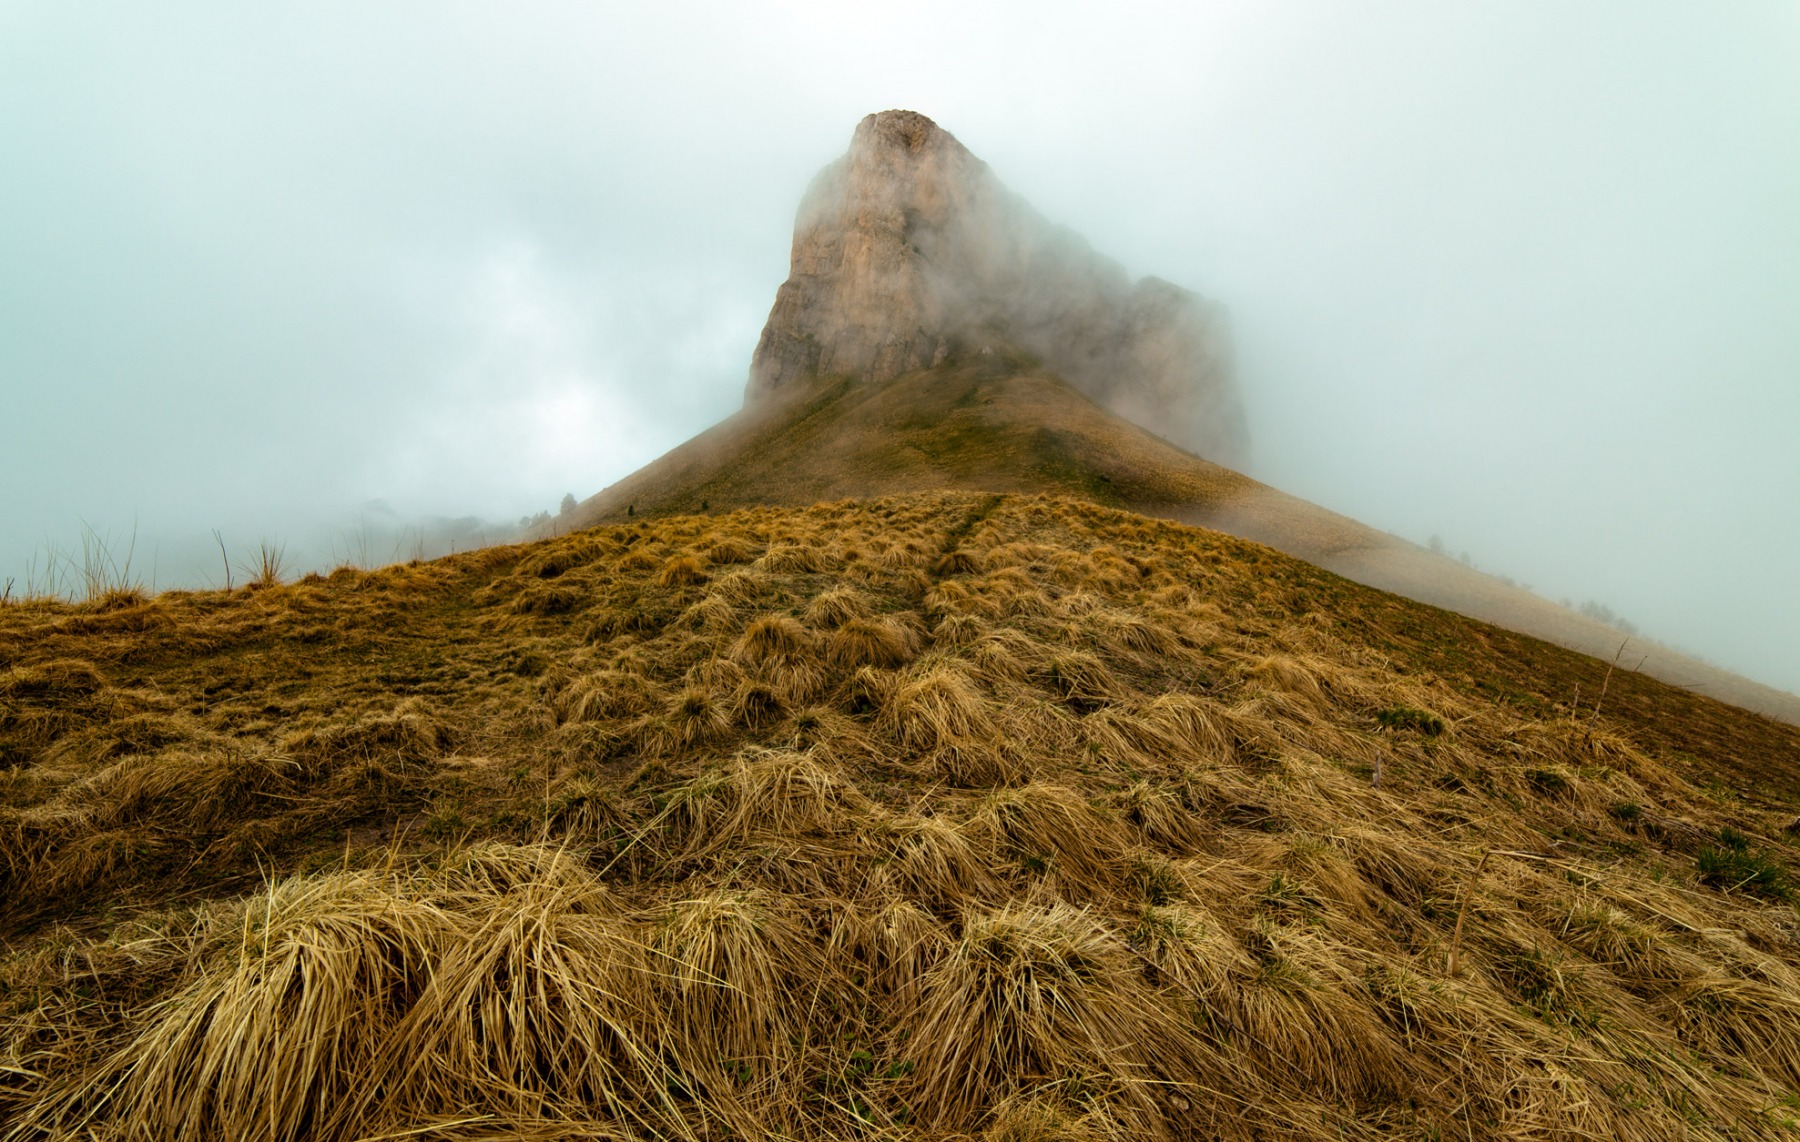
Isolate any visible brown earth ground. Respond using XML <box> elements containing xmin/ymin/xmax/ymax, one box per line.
<box><xmin>4</xmin><ymin>493</ymin><xmax>1800</xmax><ymax>1138</ymax></box>
<box><xmin>562</xmin><ymin>355</ymin><xmax>1800</xmax><ymax>726</ymax></box>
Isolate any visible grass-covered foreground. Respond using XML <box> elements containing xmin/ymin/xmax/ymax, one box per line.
<box><xmin>4</xmin><ymin>493</ymin><xmax>1800</xmax><ymax>1139</ymax></box>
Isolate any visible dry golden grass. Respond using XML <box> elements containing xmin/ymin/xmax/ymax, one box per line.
<box><xmin>5</xmin><ymin>492</ymin><xmax>1800</xmax><ymax>1138</ymax></box>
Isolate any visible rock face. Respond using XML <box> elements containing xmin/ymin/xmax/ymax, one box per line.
<box><xmin>747</xmin><ymin>110</ymin><xmax>1249</xmax><ymax>467</ymax></box>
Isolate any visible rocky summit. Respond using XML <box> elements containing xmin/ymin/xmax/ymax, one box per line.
<box><xmin>747</xmin><ymin>110</ymin><xmax>1249</xmax><ymax>468</ymax></box>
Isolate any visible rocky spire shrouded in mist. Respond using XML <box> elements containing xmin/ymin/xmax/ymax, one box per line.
<box><xmin>747</xmin><ymin>110</ymin><xmax>1249</xmax><ymax>467</ymax></box>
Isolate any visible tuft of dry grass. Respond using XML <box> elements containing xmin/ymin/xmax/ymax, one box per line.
<box><xmin>887</xmin><ymin>663</ymin><xmax>1013</xmax><ymax>785</ymax></box>
<box><xmin>977</xmin><ymin>783</ymin><xmax>1127</xmax><ymax>895</ymax></box>
<box><xmin>1033</xmin><ymin>650</ymin><xmax>1123</xmax><ymax>711</ymax></box>
<box><xmin>551</xmin><ymin>669</ymin><xmax>661</xmax><ymax>725</ymax></box>
<box><xmin>703</xmin><ymin>535</ymin><xmax>760</xmax><ymax>565</ymax></box>
<box><xmin>662</xmin><ymin>686</ymin><xmax>728</xmax><ymax>752</ymax></box>
<box><xmin>733</xmin><ymin>613</ymin><xmax>812</xmax><ymax>665</ymax></box>
<box><xmin>826</xmin><ymin>615</ymin><xmax>920</xmax><ymax>670</ymax></box>
<box><xmin>804</xmin><ymin>585</ymin><xmax>871</xmax><ymax>629</ymax></box>
<box><xmin>756</xmin><ymin>544</ymin><xmax>837</xmax><ymax>575</ymax></box>
<box><xmin>906</xmin><ymin>901</ymin><xmax>1212</xmax><ymax>1136</ymax></box>
<box><xmin>657</xmin><ymin>553</ymin><xmax>710</xmax><ymax>587</ymax></box>
<box><xmin>732</xmin><ymin>614</ymin><xmax>826</xmax><ymax>704</ymax></box>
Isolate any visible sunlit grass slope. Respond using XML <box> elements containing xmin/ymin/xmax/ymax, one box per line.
<box><xmin>5</xmin><ymin>493</ymin><xmax>1800</xmax><ymax>1139</ymax></box>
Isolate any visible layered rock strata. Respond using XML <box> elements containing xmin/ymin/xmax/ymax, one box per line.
<box><xmin>747</xmin><ymin>110</ymin><xmax>1248</xmax><ymax>467</ymax></box>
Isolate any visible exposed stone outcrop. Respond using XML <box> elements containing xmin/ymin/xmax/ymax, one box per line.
<box><xmin>747</xmin><ymin>110</ymin><xmax>1248</xmax><ymax>467</ymax></box>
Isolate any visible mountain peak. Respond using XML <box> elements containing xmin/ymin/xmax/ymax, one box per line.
<box><xmin>854</xmin><ymin>108</ymin><xmax>945</xmax><ymax>152</ymax></box>
<box><xmin>747</xmin><ymin>111</ymin><xmax>1249</xmax><ymax>467</ymax></box>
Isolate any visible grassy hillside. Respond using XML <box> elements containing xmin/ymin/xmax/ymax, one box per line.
<box><xmin>561</xmin><ymin>356</ymin><xmax>1800</xmax><ymax>727</ymax></box>
<box><xmin>5</xmin><ymin>493</ymin><xmax>1800</xmax><ymax>1139</ymax></box>
<box><xmin>559</xmin><ymin>353</ymin><xmax>1315</xmax><ymax>526</ymax></box>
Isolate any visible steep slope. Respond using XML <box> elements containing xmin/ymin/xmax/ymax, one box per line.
<box><xmin>564</xmin><ymin>107</ymin><xmax>1796</xmax><ymax>725</ymax></box>
<box><xmin>6</xmin><ymin>494</ymin><xmax>1800</xmax><ymax>1139</ymax></box>
<box><xmin>566</xmin><ymin>357</ymin><xmax>1800</xmax><ymax>726</ymax></box>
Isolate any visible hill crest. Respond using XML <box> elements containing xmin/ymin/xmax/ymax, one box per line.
<box><xmin>566</xmin><ymin>357</ymin><xmax>1800</xmax><ymax>726</ymax></box>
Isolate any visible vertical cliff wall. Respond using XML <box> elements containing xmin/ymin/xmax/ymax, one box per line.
<box><xmin>747</xmin><ymin>110</ymin><xmax>1248</xmax><ymax>468</ymax></box>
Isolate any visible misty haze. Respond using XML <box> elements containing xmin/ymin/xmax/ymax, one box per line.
<box><xmin>4</xmin><ymin>5</ymin><xmax>1794</xmax><ymax>702</ymax></box>
<box><xmin>9</xmin><ymin>9</ymin><xmax>1800</xmax><ymax>1137</ymax></box>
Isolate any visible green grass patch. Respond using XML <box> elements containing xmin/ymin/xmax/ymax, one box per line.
<box><xmin>1376</xmin><ymin>706</ymin><xmax>1445</xmax><ymax>736</ymax></box>
<box><xmin>1696</xmin><ymin>828</ymin><xmax>1789</xmax><ymax>900</ymax></box>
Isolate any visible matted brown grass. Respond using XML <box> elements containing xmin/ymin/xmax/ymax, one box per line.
<box><xmin>5</xmin><ymin>492</ymin><xmax>1800</xmax><ymax>1138</ymax></box>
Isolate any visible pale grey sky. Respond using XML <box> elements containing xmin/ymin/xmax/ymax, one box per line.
<box><xmin>2</xmin><ymin>2</ymin><xmax>1796</xmax><ymax>694</ymax></box>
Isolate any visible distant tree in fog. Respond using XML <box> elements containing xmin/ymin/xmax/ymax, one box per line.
<box><xmin>1579</xmin><ymin>599</ymin><xmax>1639</xmax><ymax>636</ymax></box>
